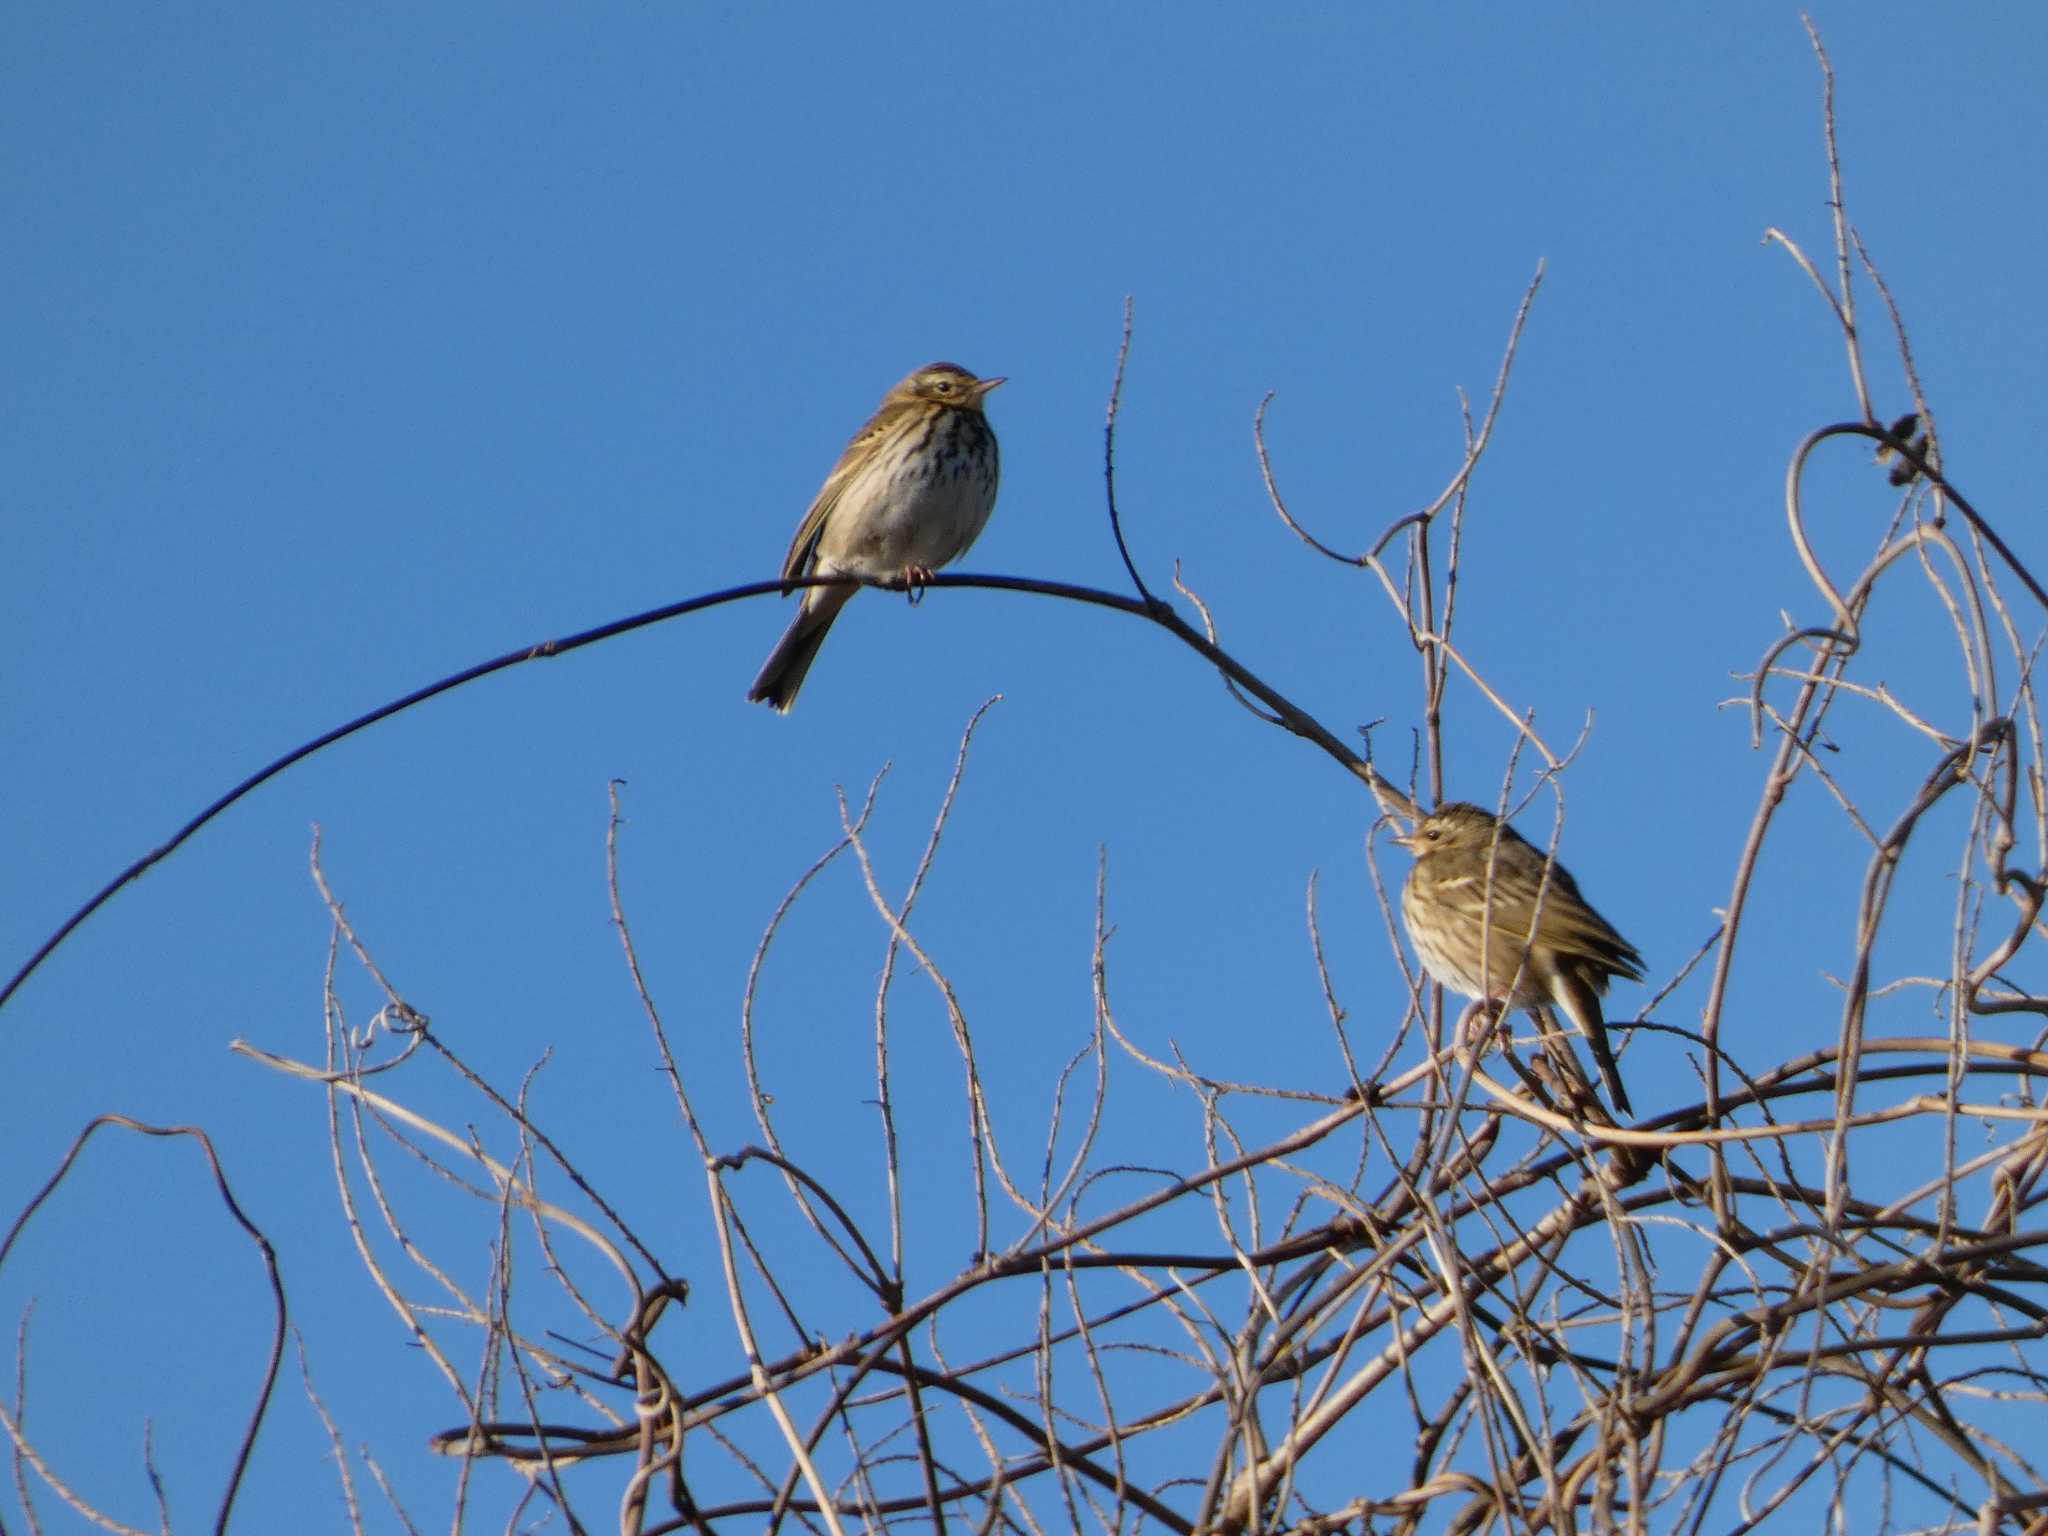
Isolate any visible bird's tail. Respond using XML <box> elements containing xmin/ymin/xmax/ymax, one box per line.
<box><xmin>747</xmin><ymin>585</ymin><xmax>855</xmax><ymax>713</ymax></box>
<box><xmin>1549</xmin><ymin>976</ymin><xmax>1632</xmax><ymax>1118</ymax></box>
<box><xmin>1579</xmin><ymin>1022</ymin><xmax>1632</xmax><ymax>1119</ymax></box>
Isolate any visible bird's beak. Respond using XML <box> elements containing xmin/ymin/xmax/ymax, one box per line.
<box><xmin>1389</xmin><ymin>827</ymin><xmax>1415</xmax><ymax>851</ymax></box>
<box><xmin>970</xmin><ymin>376</ymin><xmax>1007</xmax><ymax>401</ymax></box>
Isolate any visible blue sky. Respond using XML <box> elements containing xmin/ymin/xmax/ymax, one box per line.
<box><xmin>5</xmin><ymin>5</ymin><xmax>2046</xmax><ymax>1529</ymax></box>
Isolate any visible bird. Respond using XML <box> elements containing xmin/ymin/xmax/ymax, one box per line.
<box><xmin>747</xmin><ymin>361</ymin><xmax>1004</xmax><ymax>712</ymax></box>
<box><xmin>1394</xmin><ymin>802</ymin><xmax>1643</xmax><ymax>1117</ymax></box>
<box><xmin>1874</xmin><ymin>411</ymin><xmax>1928</xmax><ymax>487</ymax></box>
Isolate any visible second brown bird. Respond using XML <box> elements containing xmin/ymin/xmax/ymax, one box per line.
<box><xmin>1396</xmin><ymin>802</ymin><xmax>1643</xmax><ymax>1116</ymax></box>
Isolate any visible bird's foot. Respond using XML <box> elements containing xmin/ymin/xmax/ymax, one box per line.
<box><xmin>1457</xmin><ymin>999</ymin><xmax>1512</xmax><ymax>1055</ymax></box>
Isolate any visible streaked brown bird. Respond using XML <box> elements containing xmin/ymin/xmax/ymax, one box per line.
<box><xmin>1395</xmin><ymin>802</ymin><xmax>1643</xmax><ymax>1117</ymax></box>
<box><xmin>747</xmin><ymin>361</ymin><xmax>1004</xmax><ymax>712</ymax></box>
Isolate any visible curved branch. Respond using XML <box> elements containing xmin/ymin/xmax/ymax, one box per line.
<box><xmin>1</xmin><ymin>569</ymin><xmax>1420</xmax><ymax>1018</ymax></box>
<box><xmin>1100</xmin><ymin>296</ymin><xmax>1155</xmax><ymax>609</ymax></box>
<box><xmin>0</xmin><ymin>1117</ymin><xmax>287</xmax><ymax>1536</ymax></box>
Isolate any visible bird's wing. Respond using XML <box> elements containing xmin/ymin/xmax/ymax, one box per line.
<box><xmin>1486</xmin><ymin>847</ymin><xmax>1646</xmax><ymax>983</ymax></box>
<box><xmin>779</xmin><ymin>404</ymin><xmax>902</xmax><ymax>582</ymax></box>
<box><xmin>780</xmin><ymin>480</ymin><xmax>840</xmax><ymax>582</ymax></box>
<box><xmin>1528</xmin><ymin>864</ymin><xmax>1645</xmax><ymax>981</ymax></box>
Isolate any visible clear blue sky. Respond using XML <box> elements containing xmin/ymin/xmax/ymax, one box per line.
<box><xmin>4</xmin><ymin>5</ymin><xmax>2044</xmax><ymax>1527</ymax></box>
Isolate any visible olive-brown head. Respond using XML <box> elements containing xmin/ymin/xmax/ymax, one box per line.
<box><xmin>886</xmin><ymin>361</ymin><xmax>1006</xmax><ymax>412</ymax></box>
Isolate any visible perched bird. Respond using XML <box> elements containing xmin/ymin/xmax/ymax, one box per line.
<box><xmin>1395</xmin><ymin>802</ymin><xmax>1643</xmax><ymax>1117</ymax></box>
<box><xmin>1874</xmin><ymin>411</ymin><xmax>1929</xmax><ymax>487</ymax></box>
<box><xmin>747</xmin><ymin>361</ymin><xmax>1004</xmax><ymax>712</ymax></box>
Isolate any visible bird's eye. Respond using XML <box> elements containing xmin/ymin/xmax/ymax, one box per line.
<box><xmin>933</xmin><ymin>379</ymin><xmax>955</xmax><ymax>394</ymax></box>
<box><xmin>1423</xmin><ymin>828</ymin><xmax>1439</xmax><ymax>842</ymax></box>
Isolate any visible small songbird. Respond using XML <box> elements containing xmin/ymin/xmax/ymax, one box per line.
<box><xmin>747</xmin><ymin>361</ymin><xmax>1005</xmax><ymax>712</ymax></box>
<box><xmin>1395</xmin><ymin>802</ymin><xmax>1643</xmax><ymax>1117</ymax></box>
<box><xmin>1874</xmin><ymin>411</ymin><xmax>1929</xmax><ymax>487</ymax></box>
